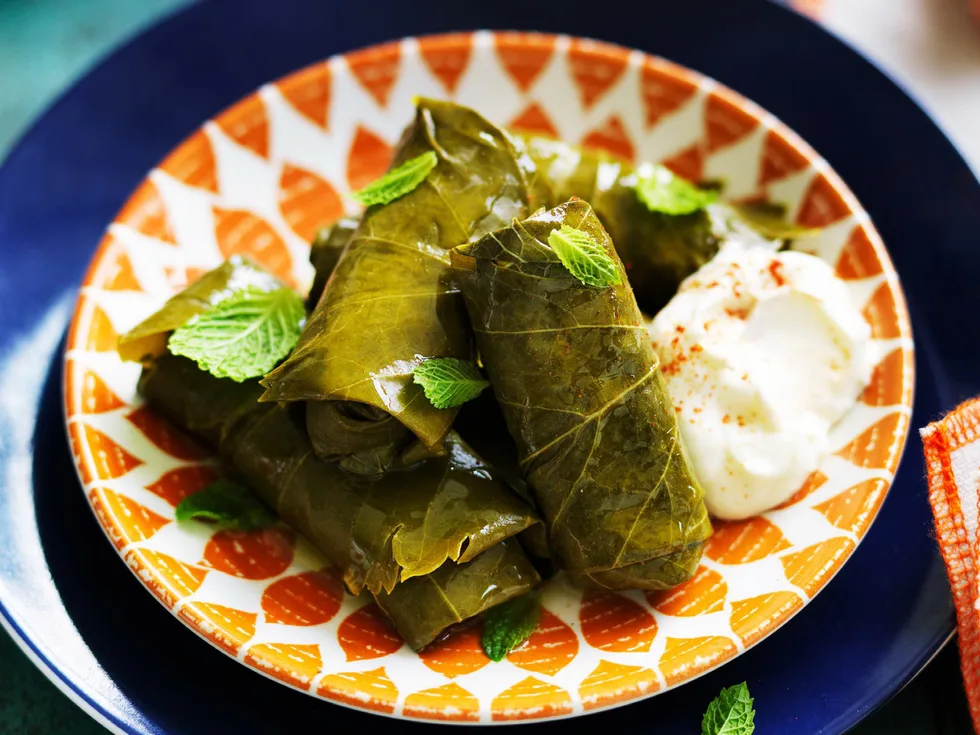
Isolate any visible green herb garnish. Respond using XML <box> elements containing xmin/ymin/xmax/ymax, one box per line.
<box><xmin>352</xmin><ymin>151</ymin><xmax>438</xmax><ymax>206</ymax></box>
<box><xmin>482</xmin><ymin>595</ymin><xmax>540</xmax><ymax>662</ymax></box>
<box><xmin>635</xmin><ymin>164</ymin><xmax>717</xmax><ymax>215</ymax></box>
<box><xmin>547</xmin><ymin>225</ymin><xmax>622</xmax><ymax>288</ymax></box>
<box><xmin>167</xmin><ymin>286</ymin><xmax>304</xmax><ymax>382</ymax></box>
<box><xmin>412</xmin><ymin>357</ymin><xmax>489</xmax><ymax>410</ymax></box>
<box><xmin>175</xmin><ymin>480</ymin><xmax>275</xmax><ymax>532</ymax></box>
<box><xmin>702</xmin><ymin>682</ymin><xmax>756</xmax><ymax>735</ymax></box>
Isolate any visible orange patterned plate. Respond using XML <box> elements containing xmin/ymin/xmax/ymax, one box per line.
<box><xmin>64</xmin><ymin>32</ymin><xmax>913</xmax><ymax>723</ymax></box>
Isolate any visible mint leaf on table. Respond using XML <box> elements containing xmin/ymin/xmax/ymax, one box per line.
<box><xmin>412</xmin><ymin>357</ymin><xmax>489</xmax><ymax>410</ymax></box>
<box><xmin>547</xmin><ymin>225</ymin><xmax>622</xmax><ymax>288</ymax></box>
<box><xmin>635</xmin><ymin>164</ymin><xmax>717</xmax><ymax>215</ymax></box>
<box><xmin>175</xmin><ymin>480</ymin><xmax>275</xmax><ymax>532</ymax></box>
<box><xmin>167</xmin><ymin>286</ymin><xmax>304</xmax><ymax>382</ymax></box>
<box><xmin>352</xmin><ymin>151</ymin><xmax>438</xmax><ymax>206</ymax></box>
<box><xmin>702</xmin><ymin>682</ymin><xmax>756</xmax><ymax>735</ymax></box>
<box><xmin>482</xmin><ymin>595</ymin><xmax>541</xmax><ymax>662</ymax></box>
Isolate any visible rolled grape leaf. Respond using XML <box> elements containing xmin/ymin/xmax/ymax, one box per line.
<box><xmin>117</xmin><ymin>256</ymin><xmax>283</xmax><ymax>363</ymax></box>
<box><xmin>261</xmin><ymin>99</ymin><xmax>552</xmax><ymax>471</ymax></box>
<box><xmin>307</xmin><ymin>216</ymin><xmax>359</xmax><ymax>310</ymax></box>
<box><xmin>139</xmin><ymin>352</ymin><xmax>540</xmax><ymax>597</ymax></box>
<box><xmin>521</xmin><ymin>135</ymin><xmax>784</xmax><ymax>314</ymax></box>
<box><xmin>451</xmin><ymin>199</ymin><xmax>711</xmax><ymax>589</ymax></box>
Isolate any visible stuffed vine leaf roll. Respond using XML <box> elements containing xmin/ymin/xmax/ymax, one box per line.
<box><xmin>307</xmin><ymin>216</ymin><xmax>359</xmax><ymax>309</ymax></box>
<box><xmin>451</xmin><ymin>199</ymin><xmax>710</xmax><ymax>589</ymax></box>
<box><xmin>261</xmin><ymin>99</ymin><xmax>551</xmax><ymax>471</ymax></box>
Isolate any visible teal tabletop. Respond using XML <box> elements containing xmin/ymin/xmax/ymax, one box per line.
<box><xmin>0</xmin><ymin>1</ymin><xmax>973</xmax><ymax>732</ymax></box>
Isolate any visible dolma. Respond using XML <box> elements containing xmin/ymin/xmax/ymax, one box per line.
<box><xmin>307</xmin><ymin>216</ymin><xmax>359</xmax><ymax>309</ymax></box>
<box><xmin>522</xmin><ymin>135</ymin><xmax>782</xmax><ymax>315</ymax></box>
<box><xmin>141</xmin><ymin>351</ymin><xmax>539</xmax><ymax>596</ymax></box>
<box><xmin>262</xmin><ymin>99</ymin><xmax>551</xmax><ymax>470</ymax></box>
<box><xmin>451</xmin><ymin>199</ymin><xmax>711</xmax><ymax>590</ymax></box>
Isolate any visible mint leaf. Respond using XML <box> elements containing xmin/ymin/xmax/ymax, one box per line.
<box><xmin>636</xmin><ymin>164</ymin><xmax>717</xmax><ymax>215</ymax></box>
<box><xmin>702</xmin><ymin>682</ymin><xmax>756</xmax><ymax>735</ymax></box>
<box><xmin>175</xmin><ymin>480</ymin><xmax>275</xmax><ymax>532</ymax></box>
<box><xmin>412</xmin><ymin>357</ymin><xmax>489</xmax><ymax>410</ymax></box>
<box><xmin>547</xmin><ymin>225</ymin><xmax>622</xmax><ymax>288</ymax></box>
<box><xmin>482</xmin><ymin>595</ymin><xmax>540</xmax><ymax>662</ymax></box>
<box><xmin>167</xmin><ymin>286</ymin><xmax>304</xmax><ymax>382</ymax></box>
<box><xmin>352</xmin><ymin>151</ymin><xmax>438</xmax><ymax>206</ymax></box>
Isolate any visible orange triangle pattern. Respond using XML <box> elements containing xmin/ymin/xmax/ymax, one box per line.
<box><xmin>491</xmin><ymin>677</ymin><xmax>573</xmax><ymax>721</ymax></box>
<box><xmin>508</xmin><ymin>102</ymin><xmax>559</xmax><ymax>138</ymax></box>
<box><xmin>212</xmin><ymin>206</ymin><xmax>297</xmax><ymax>288</ymax></box>
<box><xmin>126</xmin><ymin>405</ymin><xmax>210</xmax><ymax>461</ymax></box>
<box><xmin>261</xmin><ymin>569</ymin><xmax>344</xmax><ymax>626</ymax></box>
<box><xmin>814</xmin><ymin>478</ymin><xmax>887</xmax><ymax>532</ymax></box>
<box><xmin>159</xmin><ymin>129</ymin><xmax>218</xmax><ymax>194</ymax></box>
<box><xmin>579</xmin><ymin>660</ymin><xmax>659</xmax><ymax>711</ymax></box>
<box><xmin>729</xmin><ymin>591</ymin><xmax>802</xmax><ymax>646</ymax></box>
<box><xmin>346</xmin><ymin>126</ymin><xmax>393</xmax><ymax>192</ymax></box>
<box><xmin>758</xmin><ymin>129</ymin><xmax>810</xmax><ymax>186</ymax></box>
<box><xmin>347</xmin><ymin>43</ymin><xmax>401</xmax><ymax>108</ymax></box>
<box><xmin>835</xmin><ymin>226</ymin><xmax>883</xmax><ymax>280</ymax></box>
<box><xmin>796</xmin><ymin>173</ymin><xmax>850</xmax><ymax>228</ymax></box>
<box><xmin>507</xmin><ymin>610</ymin><xmax>578</xmax><ymax>676</ymax></box>
<box><xmin>102</xmin><ymin>247</ymin><xmax>142</xmax><ymax>291</ymax></box>
<box><xmin>179</xmin><ymin>603</ymin><xmax>257</xmax><ymax>656</ymax></box>
<box><xmin>580</xmin><ymin>591</ymin><xmax>658</xmax><ymax>653</ymax></box>
<box><xmin>419</xmin><ymin>622</ymin><xmax>488</xmax><ymax>677</ymax></box>
<box><xmin>494</xmin><ymin>33</ymin><xmax>555</xmax><ymax>93</ymax></box>
<box><xmin>202</xmin><ymin>527</ymin><xmax>295</xmax><ymax>580</ymax></box>
<box><xmin>126</xmin><ymin>549</ymin><xmax>209</xmax><ymax>609</ymax></box>
<box><xmin>277</xmin><ymin>63</ymin><xmax>331</xmax><ymax>129</ymax></box>
<box><xmin>647</xmin><ymin>565</ymin><xmax>727</xmax><ymax>616</ymax></box>
<box><xmin>88</xmin><ymin>487</ymin><xmax>167</xmax><ymax>549</ymax></box>
<box><xmin>704</xmin><ymin>517</ymin><xmax>792</xmax><ymax>564</ymax></box>
<box><xmin>279</xmin><ymin>164</ymin><xmax>344</xmax><ymax>243</ymax></box>
<box><xmin>215</xmin><ymin>95</ymin><xmax>270</xmax><ymax>160</ymax></box>
<box><xmin>781</xmin><ymin>537</ymin><xmax>856</xmax><ymax>596</ymax></box>
<box><xmin>580</xmin><ymin>115</ymin><xmax>635</xmax><ymax>162</ymax></box>
<box><xmin>83</xmin><ymin>304</ymin><xmax>120</xmax><ymax>352</ymax></box>
<box><xmin>419</xmin><ymin>33</ymin><xmax>474</xmax><ymax>94</ymax></box>
<box><xmin>337</xmin><ymin>603</ymin><xmax>404</xmax><ymax>662</ymax></box>
<box><xmin>73</xmin><ymin>423</ymin><xmax>143</xmax><ymax>481</ymax></box>
<box><xmin>660</xmin><ymin>636</ymin><xmax>738</xmax><ymax>686</ymax></box>
<box><xmin>144</xmin><ymin>465</ymin><xmax>218</xmax><ymax>507</ymax></box>
<box><xmin>862</xmin><ymin>283</ymin><xmax>901</xmax><ymax>339</ymax></box>
<box><xmin>705</xmin><ymin>94</ymin><xmax>759</xmax><ymax>153</ymax></box>
<box><xmin>835</xmin><ymin>412</ymin><xmax>908</xmax><ymax>470</ymax></box>
<box><xmin>661</xmin><ymin>144</ymin><xmax>704</xmax><ymax>183</ymax></box>
<box><xmin>861</xmin><ymin>349</ymin><xmax>905</xmax><ymax>407</ymax></box>
<box><xmin>775</xmin><ymin>469</ymin><xmax>829</xmax><ymax>509</ymax></box>
<box><xmin>115</xmin><ymin>179</ymin><xmax>177</xmax><ymax>244</ymax></box>
<box><xmin>403</xmin><ymin>682</ymin><xmax>480</xmax><ymax>722</ymax></box>
<box><xmin>318</xmin><ymin>667</ymin><xmax>398</xmax><ymax>713</ymax></box>
<box><xmin>568</xmin><ymin>39</ymin><xmax>628</xmax><ymax>109</ymax></box>
<box><xmin>66</xmin><ymin>361</ymin><xmax>126</xmax><ymax>414</ymax></box>
<box><xmin>246</xmin><ymin>643</ymin><xmax>323</xmax><ymax>690</ymax></box>
<box><xmin>640</xmin><ymin>64</ymin><xmax>698</xmax><ymax>129</ymax></box>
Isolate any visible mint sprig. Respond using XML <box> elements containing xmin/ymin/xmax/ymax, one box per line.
<box><xmin>482</xmin><ymin>595</ymin><xmax>540</xmax><ymax>662</ymax></box>
<box><xmin>702</xmin><ymin>682</ymin><xmax>756</xmax><ymax>735</ymax></box>
<box><xmin>352</xmin><ymin>151</ymin><xmax>438</xmax><ymax>206</ymax></box>
<box><xmin>175</xmin><ymin>480</ymin><xmax>275</xmax><ymax>532</ymax></box>
<box><xmin>547</xmin><ymin>225</ymin><xmax>622</xmax><ymax>288</ymax></box>
<box><xmin>167</xmin><ymin>286</ymin><xmax>304</xmax><ymax>382</ymax></box>
<box><xmin>636</xmin><ymin>164</ymin><xmax>717</xmax><ymax>215</ymax></box>
<box><xmin>412</xmin><ymin>357</ymin><xmax>489</xmax><ymax>410</ymax></box>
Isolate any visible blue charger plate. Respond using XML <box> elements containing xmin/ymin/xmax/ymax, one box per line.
<box><xmin>0</xmin><ymin>0</ymin><xmax>974</xmax><ymax>732</ymax></box>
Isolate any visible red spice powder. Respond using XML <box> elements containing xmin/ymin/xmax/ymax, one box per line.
<box><xmin>722</xmin><ymin>415</ymin><xmax>731</xmax><ymax>424</ymax></box>
<box><xmin>768</xmin><ymin>259</ymin><xmax>787</xmax><ymax>287</ymax></box>
<box><xmin>690</xmin><ymin>344</ymin><xmax>704</xmax><ymax>354</ymax></box>
<box><xmin>725</xmin><ymin>307</ymin><xmax>750</xmax><ymax>320</ymax></box>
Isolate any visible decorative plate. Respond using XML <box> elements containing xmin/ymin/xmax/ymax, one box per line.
<box><xmin>64</xmin><ymin>31</ymin><xmax>913</xmax><ymax>723</ymax></box>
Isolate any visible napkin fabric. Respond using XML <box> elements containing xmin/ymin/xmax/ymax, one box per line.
<box><xmin>922</xmin><ymin>399</ymin><xmax>980</xmax><ymax>733</ymax></box>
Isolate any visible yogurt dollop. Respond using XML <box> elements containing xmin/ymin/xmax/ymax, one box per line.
<box><xmin>648</xmin><ymin>240</ymin><xmax>873</xmax><ymax>520</ymax></box>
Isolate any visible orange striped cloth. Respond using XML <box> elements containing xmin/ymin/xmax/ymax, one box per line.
<box><xmin>922</xmin><ymin>400</ymin><xmax>980</xmax><ymax>732</ymax></box>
